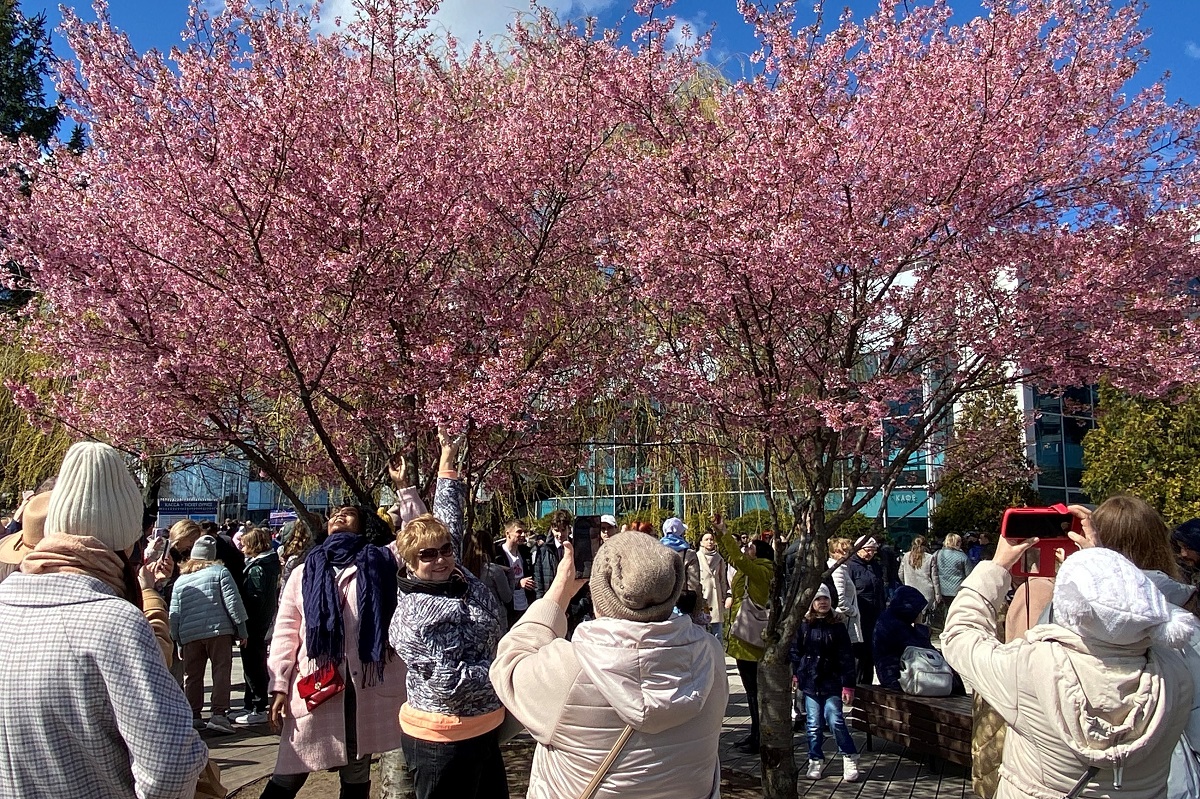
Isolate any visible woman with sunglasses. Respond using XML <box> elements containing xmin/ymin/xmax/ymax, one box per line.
<box><xmin>260</xmin><ymin>491</ymin><xmax>401</xmax><ymax>798</ymax></box>
<box><xmin>389</xmin><ymin>431</ymin><xmax>508</xmax><ymax>799</ymax></box>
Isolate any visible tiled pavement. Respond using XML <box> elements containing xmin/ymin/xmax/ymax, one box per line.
<box><xmin>201</xmin><ymin>656</ymin><xmax>971</xmax><ymax>796</ymax></box>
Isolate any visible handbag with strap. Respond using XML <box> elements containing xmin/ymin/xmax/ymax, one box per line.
<box><xmin>578</xmin><ymin>725</ymin><xmax>634</xmax><ymax>799</ymax></box>
<box><xmin>729</xmin><ymin>582</ymin><xmax>769</xmax><ymax>647</ymax></box>
<box><xmin>296</xmin><ymin>662</ymin><xmax>346</xmax><ymax>711</ymax></box>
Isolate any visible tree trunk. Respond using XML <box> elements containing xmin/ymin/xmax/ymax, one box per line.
<box><xmin>378</xmin><ymin>749</ymin><xmax>413</xmax><ymax>799</ymax></box>
<box><xmin>758</xmin><ymin>648</ymin><xmax>798</xmax><ymax>799</ymax></box>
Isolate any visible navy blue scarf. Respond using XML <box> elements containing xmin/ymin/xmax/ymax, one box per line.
<box><xmin>302</xmin><ymin>532</ymin><xmax>398</xmax><ymax>686</ymax></box>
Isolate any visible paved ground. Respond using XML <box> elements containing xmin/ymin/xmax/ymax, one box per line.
<box><xmin>202</xmin><ymin>657</ymin><xmax>971</xmax><ymax>797</ymax></box>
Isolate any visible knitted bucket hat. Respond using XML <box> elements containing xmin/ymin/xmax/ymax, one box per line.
<box><xmin>1052</xmin><ymin>548</ymin><xmax>1196</xmax><ymax>648</ymax></box>
<box><xmin>590</xmin><ymin>530</ymin><xmax>685</xmax><ymax>623</ymax></box>
<box><xmin>45</xmin><ymin>441</ymin><xmax>144</xmax><ymax>552</ymax></box>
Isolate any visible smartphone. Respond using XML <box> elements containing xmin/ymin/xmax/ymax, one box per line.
<box><xmin>571</xmin><ymin>516</ymin><xmax>597</xmax><ymax>579</ymax></box>
<box><xmin>1000</xmin><ymin>504</ymin><xmax>1081</xmax><ymax>578</ymax></box>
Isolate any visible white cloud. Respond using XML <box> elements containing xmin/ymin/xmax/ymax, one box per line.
<box><xmin>1187</xmin><ymin>41</ymin><xmax>1200</xmax><ymax>60</ymax></box>
<box><xmin>312</xmin><ymin>0</ymin><xmax>616</xmax><ymax>44</ymax></box>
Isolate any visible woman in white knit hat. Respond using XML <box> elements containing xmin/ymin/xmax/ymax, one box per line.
<box><xmin>0</xmin><ymin>441</ymin><xmax>208</xmax><ymax>799</ymax></box>
<box><xmin>943</xmin><ymin>535</ymin><xmax>1195</xmax><ymax>799</ymax></box>
<box><xmin>491</xmin><ymin>531</ymin><xmax>728</xmax><ymax>799</ymax></box>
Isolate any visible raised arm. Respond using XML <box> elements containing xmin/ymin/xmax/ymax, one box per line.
<box><xmin>431</xmin><ymin>429</ymin><xmax>466</xmax><ymax>559</ymax></box>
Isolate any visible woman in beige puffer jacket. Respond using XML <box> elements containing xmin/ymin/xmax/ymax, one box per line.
<box><xmin>491</xmin><ymin>532</ymin><xmax>727</xmax><ymax>799</ymax></box>
<box><xmin>944</xmin><ymin>540</ymin><xmax>1194</xmax><ymax>799</ymax></box>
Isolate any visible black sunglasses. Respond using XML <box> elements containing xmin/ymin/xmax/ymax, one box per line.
<box><xmin>416</xmin><ymin>542</ymin><xmax>455</xmax><ymax>563</ymax></box>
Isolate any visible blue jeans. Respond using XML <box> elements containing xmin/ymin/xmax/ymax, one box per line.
<box><xmin>803</xmin><ymin>693</ymin><xmax>857</xmax><ymax>761</ymax></box>
<box><xmin>709</xmin><ymin>622</ymin><xmax>723</xmax><ymax>638</ymax></box>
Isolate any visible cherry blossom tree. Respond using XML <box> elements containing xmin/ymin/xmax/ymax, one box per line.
<box><xmin>0</xmin><ymin>0</ymin><xmax>693</xmax><ymax>530</ymax></box>
<box><xmin>614</xmin><ymin>0</ymin><xmax>1200</xmax><ymax>793</ymax></box>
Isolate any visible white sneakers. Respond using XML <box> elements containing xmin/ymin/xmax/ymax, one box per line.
<box><xmin>231</xmin><ymin>711</ymin><xmax>269</xmax><ymax>726</ymax></box>
<box><xmin>805</xmin><ymin>756</ymin><xmax>860</xmax><ymax>782</ymax></box>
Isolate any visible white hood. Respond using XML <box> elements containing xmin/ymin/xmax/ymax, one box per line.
<box><xmin>1025</xmin><ymin>624</ymin><xmax>1183</xmax><ymax>768</ymax></box>
<box><xmin>570</xmin><ymin>614</ymin><xmax>718</xmax><ymax>734</ymax></box>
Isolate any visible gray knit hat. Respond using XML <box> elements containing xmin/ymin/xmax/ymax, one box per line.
<box><xmin>190</xmin><ymin>535</ymin><xmax>218</xmax><ymax>562</ymax></box>
<box><xmin>590</xmin><ymin>531</ymin><xmax>685</xmax><ymax>622</ymax></box>
<box><xmin>45</xmin><ymin>441</ymin><xmax>144</xmax><ymax>552</ymax></box>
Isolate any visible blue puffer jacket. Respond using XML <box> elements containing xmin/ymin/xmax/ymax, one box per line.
<box><xmin>872</xmin><ymin>586</ymin><xmax>933</xmax><ymax>690</ymax></box>
<box><xmin>789</xmin><ymin>614</ymin><xmax>856</xmax><ymax>697</ymax></box>
<box><xmin>169</xmin><ymin>563</ymin><xmax>249</xmax><ymax>645</ymax></box>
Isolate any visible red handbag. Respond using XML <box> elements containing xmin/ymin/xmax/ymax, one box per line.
<box><xmin>296</xmin><ymin>663</ymin><xmax>346</xmax><ymax>711</ymax></box>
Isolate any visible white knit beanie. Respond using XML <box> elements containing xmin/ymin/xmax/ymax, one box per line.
<box><xmin>45</xmin><ymin>441</ymin><xmax>144</xmax><ymax>552</ymax></box>
<box><xmin>1053</xmin><ymin>548</ymin><xmax>1197</xmax><ymax>648</ymax></box>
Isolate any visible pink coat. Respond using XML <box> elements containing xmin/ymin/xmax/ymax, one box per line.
<box><xmin>268</xmin><ymin>562</ymin><xmax>406</xmax><ymax>773</ymax></box>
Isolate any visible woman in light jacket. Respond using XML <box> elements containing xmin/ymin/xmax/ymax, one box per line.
<box><xmin>697</xmin><ymin>532</ymin><xmax>729</xmax><ymax>637</ymax></box>
<box><xmin>261</xmin><ymin>500</ymin><xmax>403</xmax><ymax>799</ymax></box>
<box><xmin>899</xmin><ymin>535</ymin><xmax>938</xmax><ymax>609</ymax></box>
<box><xmin>935</xmin><ymin>533</ymin><xmax>972</xmax><ymax>606</ymax></box>
<box><xmin>827</xmin><ymin>537</ymin><xmax>862</xmax><ymax>646</ymax></box>
<box><xmin>492</xmin><ymin>532</ymin><xmax>727</xmax><ymax>799</ymax></box>
<box><xmin>943</xmin><ymin>536</ymin><xmax>1193</xmax><ymax>799</ymax></box>
<box><xmin>169</xmin><ymin>534</ymin><xmax>249</xmax><ymax>734</ymax></box>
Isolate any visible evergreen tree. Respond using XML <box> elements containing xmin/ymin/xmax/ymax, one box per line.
<box><xmin>0</xmin><ymin>0</ymin><xmax>60</xmax><ymax>147</ymax></box>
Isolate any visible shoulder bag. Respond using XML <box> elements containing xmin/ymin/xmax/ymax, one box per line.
<box><xmin>578</xmin><ymin>724</ymin><xmax>634</xmax><ymax>799</ymax></box>
<box><xmin>296</xmin><ymin>662</ymin><xmax>346</xmax><ymax>711</ymax></box>
<box><xmin>729</xmin><ymin>581</ymin><xmax>769</xmax><ymax>647</ymax></box>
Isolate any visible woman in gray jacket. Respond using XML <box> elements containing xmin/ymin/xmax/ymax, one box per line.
<box><xmin>169</xmin><ymin>534</ymin><xmax>248</xmax><ymax>734</ymax></box>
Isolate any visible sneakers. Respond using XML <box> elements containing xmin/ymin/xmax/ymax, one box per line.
<box><xmin>842</xmin><ymin>754</ymin><xmax>861</xmax><ymax>782</ymax></box>
<box><xmin>231</xmin><ymin>711</ymin><xmax>269</xmax><ymax>726</ymax></box>
<box><xmin>206</xmin><ymin>714</ymin><xmax>236</xmax><ymax>734</ymax></box>
<box><xmin>806</xmin><ymin>760</ymin><xmax>825</xmax><ymax>779</ymax></box>
<box><xmin>191</xmin><ymin>717</ymin><xmax>207</xmax><ymax>730</ymax></box>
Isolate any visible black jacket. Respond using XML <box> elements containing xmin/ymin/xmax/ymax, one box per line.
<box><xmin>790</xmin><ymin>614</ymin><xmax>856</xmax><ymax>697</ymax></box>
<box><xmin>872</xmin><ymin>586</ymin><xmax>933</xmax><ymax>690</ymax></box>
<box><xmin>216</xmin><ymin>533</ymin><xmax>246</xmax><ymax>592</ymax></box>
<box><xmin>494</xmin><ymin>542</ymin><xmax>536</xmax><ymax>608</ymax></box>
<box><xmin>848</xmin><ymin>554</ymin><xmax>885</xmax><ymax>619</ymax></box>
<box><xmin>242</xmin><ymin>551</ymin><xmax>281</xmax><ymax>633</ymax></box>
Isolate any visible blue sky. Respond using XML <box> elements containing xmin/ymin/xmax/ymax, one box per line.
<box><xmin>22</xmin><ymin>0</ymin><xmax>1200</xmax><ymax>105</ymax></box>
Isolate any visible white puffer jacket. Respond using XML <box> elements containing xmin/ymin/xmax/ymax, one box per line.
<box><xmin>944</xmin><ymin>562</ymin><xmax>1192</xmax><ymax>799</ymax></box>
<box><xmin>491</xmin><ymin>598</ymin><xmax>727</xmax><ymax>799</ymax></box>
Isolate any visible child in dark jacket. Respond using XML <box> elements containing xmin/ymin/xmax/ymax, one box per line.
<box><xmin>790</xmin><ymin>583</ymin><xmax>860</xmax><ymax>782</ymax></box>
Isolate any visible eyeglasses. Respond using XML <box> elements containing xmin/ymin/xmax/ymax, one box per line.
<box><xmin>416</xmin><ymin>542</ymin><xmax>455</xmax><ymax>563</ymax></box>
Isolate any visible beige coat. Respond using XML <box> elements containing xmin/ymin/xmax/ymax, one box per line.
<box><xmin>698</xmin><ymin>548</ymin><xmax>729</xmax><ymax>622</ymax></box>
<box><xmin>491</xmin><ymin>598</ymin><xmax>728</xmax><ymax>799</ymax></box>
<box><xmin>943</xmin><ymin>562</ymin><xmax>1192</xmax><ymax>799</ymax></box>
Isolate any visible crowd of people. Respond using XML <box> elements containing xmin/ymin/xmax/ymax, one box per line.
<box><xmin>2</xmin><ymin>437</ymin><xmax>1200</xmax><ymax>799</ymax></box>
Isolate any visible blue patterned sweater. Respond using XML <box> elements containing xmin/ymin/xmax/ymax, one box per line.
<box><xmin>388</xmin><ymin>477</ymin><xmax>505</xmax><ymax>719</ymax></box>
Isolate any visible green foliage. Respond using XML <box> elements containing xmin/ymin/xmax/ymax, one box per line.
<box><xmin>1082</xmin><ymin>384</ymin><xmax>1200</xmax><ymax>527</ymax></box>
<box><xmin>836</xmin><ymin>512</ymin><xmax>883</xmax><ymax>545</ymax></box>
<box><xmin>0</xmin><ymin>338</ymin><xmax>71</xmax><ymax>505</ymax></box>
<box><xmin>929</xmin><ymin>479</ymin><xmax>1037</xmax><ymax>539</ymax></box>
<box><xmin>0</xmin><ymin>0</ymin><xmax>60</xmax><ymax>147</ymax></box>
<box><xmin>727</xmin><ymin>508</ymin><xmax>794</xmax><ymax>539</ymax></box>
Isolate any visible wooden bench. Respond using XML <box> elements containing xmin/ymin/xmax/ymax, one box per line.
<box><xmin>846</xmin><ymin>683</ymin><xmax>973</xmax><ymax>770</ymax></box>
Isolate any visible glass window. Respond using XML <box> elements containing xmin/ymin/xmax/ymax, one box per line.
<box><xmin>1062</xmin><ymin>386</ymin><xmax>1096</xmax><ymax>418</ymax></box>
<box><xmin>1063</xmin><ymin>417</ymin><xmax>1094</xmax><ymax>488</ymax></box>
<box><xmin>1035</xmin><ymin>414</ymin><xmax>1065</xmax><ymax>488</ymax></box>
<box><xmin>1038</xmin><ymin>486</ymin><xmax>1067</xmax><ymax>506</ymax></box>
<box><xmin>1035</xmin><ymin>391</ymin><xmax>1061</xmax><ymax>415</ymax></box>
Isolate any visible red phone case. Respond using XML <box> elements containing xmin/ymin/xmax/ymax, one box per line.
<box><xmin>1000</xmin><ymin>504</ymin><xmax>1082</xmax><ymax>578</ymax></box>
